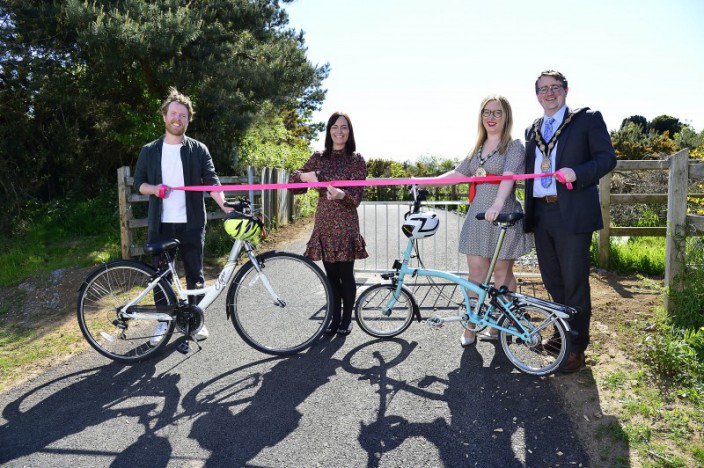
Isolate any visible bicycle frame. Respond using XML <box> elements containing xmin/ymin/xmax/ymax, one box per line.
<box><xmin>385</xmin><ymin>196</ymin><xmax>575</xmax><ymax>344</ymax></box>
<box><xmin>119</xmin><ymin>237</ymin><xmax>283</xmax><ymax>321</ymax></box>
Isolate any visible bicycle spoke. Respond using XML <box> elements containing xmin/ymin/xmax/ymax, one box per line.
<box><xmin>77</xmin><ymin>261</ymin><xmax>175</xmax><ymax>363</ymax></box>
<box><xmin>228</xmin><ymin>252</ymin><xmax>331</xmax><ymax>355</ymax></box>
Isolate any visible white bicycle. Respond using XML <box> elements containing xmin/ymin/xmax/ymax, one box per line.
<box><xmin>77</xmin><ymin>198</ymin><xmax>332</xmax><ymax>363</ymax></box>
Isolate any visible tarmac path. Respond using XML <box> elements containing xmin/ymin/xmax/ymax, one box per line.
<box><xmin>0</xmin><ymin>208</ymin><xmax>589</xmax><ymax>467</ymax></box>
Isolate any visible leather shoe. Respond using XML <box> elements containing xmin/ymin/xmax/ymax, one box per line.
<box><xmin>561</xmin><ymin>352</ymin><xmax>585</xmax><ymax>373</ymax></box>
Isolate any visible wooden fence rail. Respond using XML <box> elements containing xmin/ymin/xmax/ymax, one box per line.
<box><xmin>598</xmin><ymin>149</ymin><xmax>704</xmax><ymax>309</ymax></box>
<box><xmin>117</xmin><ymin>166</ymin><xmax>292</xmax><ymax>258</ymax></box>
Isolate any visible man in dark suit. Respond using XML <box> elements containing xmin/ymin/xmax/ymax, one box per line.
<box><xmin>524</xmin><ymin>70</ymin><xmax>617</xmax><ymax>373</ymax></box>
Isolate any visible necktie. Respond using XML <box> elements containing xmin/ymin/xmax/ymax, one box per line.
<box><xmin>541</xmin><ymin>117</ymin><xmax>555</xmax><ymax>188</ymax></box>
<box><xmin>543</xmin><ymin>117</ymin><xmax>555</xmax><ymax>141</ymax></box>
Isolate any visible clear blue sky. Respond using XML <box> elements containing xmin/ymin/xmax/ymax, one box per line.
<box><xmin>285</xmin><ymin>0</ymin><xmax>704</xmax><ymax>162</ymax></box>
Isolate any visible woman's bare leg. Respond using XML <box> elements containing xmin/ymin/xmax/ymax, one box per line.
<box><xmin>462</xmin><ymin>255</ymin><xmax>490</xmax><ymax>344</ymax></box>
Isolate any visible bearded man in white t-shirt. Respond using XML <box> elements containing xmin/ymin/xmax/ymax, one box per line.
<box><xmin>134</xmin><ymin>87</ymin><xmax>233</xmax><ymax>342</ymax></box>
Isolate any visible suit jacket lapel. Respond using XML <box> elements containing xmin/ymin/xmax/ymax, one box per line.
<box><xmin>555</xmin><ymin>107</ymin><xmax>573</xmax><ymax>167</ymax></box>
<box><xmin>526</xmin><ymin>123</ymin><xmax>538</xmax><ymax>172</ymax></box>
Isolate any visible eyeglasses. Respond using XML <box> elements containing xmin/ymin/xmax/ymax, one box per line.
<box><xmin>537</xmin><ymin>84</ymin><xmax>565</xmax><ymax>95</ymax></box>
<box><xmin>481</xmin><ymin>109</ymin><xmax>503</xmax><ymax>119</ymax></box>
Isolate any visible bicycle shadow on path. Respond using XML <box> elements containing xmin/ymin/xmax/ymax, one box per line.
<box><xmin>0</xmin><ymin>350</ymin><xmax>181</xmax><ymax>466</ymax></box>
<box><xmin>341</xmin><ymin>337</ymin><xmax>629</xmax><ymax>467</ymax></box>
<box><xmin>183</xmin><ymin>335</ymin><xmax>346</xmax><ymax>466</ymax></box>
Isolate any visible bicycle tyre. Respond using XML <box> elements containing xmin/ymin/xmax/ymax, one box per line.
<box><xmin>77</xmin><ymin>260</ymin><xmax>176</xmax><ymax>363</ymax></box>
<box><xmin>227</xmin><ymin>251</ymin><xmax>332</xmax><ymax>356</ymax></box>
<box><xmin>498</xmin><ymin>306</ymin><xmax>571</xmax><ymax>376</ymax></box>
<box><xmin>355</xmin><ymin>284</ymin><xmax>416</xmax><ymax>338</ymax></box>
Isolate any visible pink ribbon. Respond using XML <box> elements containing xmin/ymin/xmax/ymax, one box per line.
<box><xmin>167</xmin><ymin>171</ymin><xmax>572</xmax><ymax>192</ymax></box>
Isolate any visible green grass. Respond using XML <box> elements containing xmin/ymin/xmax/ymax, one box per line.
<box><xmin>600</xmin><ymin>236</ymin><xmax>667</xmax><ymax>276</ymax></box>
<box><xmin>0</xmin><ymin>190</ymin><xmax>122</xmax><ymax>286</ymax></box>
<box><xmin>602</xmin><ymin>370</ymin><xmax>629</xmax><ymax>390</ymax></box>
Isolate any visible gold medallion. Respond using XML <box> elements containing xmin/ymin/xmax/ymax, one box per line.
<box><xmin>476</xmin><ymin>167</ymin><xmax>486</xmax><ymax>177</ymax></box>
<box><xmin>540</xmin><ymin>158</ymin><xmax>551</xmax><ymax>172</ymax></box>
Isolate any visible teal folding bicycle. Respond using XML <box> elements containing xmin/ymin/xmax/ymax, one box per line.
<box><xmin>354</xmin><ymin>187</ymin><xmax>578</xmax><ymax>376</ymax></box>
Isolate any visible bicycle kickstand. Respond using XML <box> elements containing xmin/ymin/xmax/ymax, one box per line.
<box><xmin>176</xmin><ymin>325</ymin><xmax>203</xmax><ymax>355</ymax></box>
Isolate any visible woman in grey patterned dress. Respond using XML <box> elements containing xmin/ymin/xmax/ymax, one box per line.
<box><xmin>420</xmin><ymin>95</ymin><xmax>533</xmax><ymax>345</ymax></box>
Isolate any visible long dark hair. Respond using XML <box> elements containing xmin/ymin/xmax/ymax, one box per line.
<box><xmin>323</xmin><ymin>112</ymin><xmax>356</xmax><ymax>157</ymax></box>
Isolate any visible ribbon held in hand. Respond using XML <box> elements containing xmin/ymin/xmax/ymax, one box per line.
<box><xmin>157</xmin><ymin>185</ymin><xmax>170</xmax><ymax>199</ymax></box>
<box><xmin>163</xmin><ymin>171</ymin><xmax>573</xmax><ymax>194</ymax></box>
<box><xmin>554</xmin><ymin>171</ymin><xmax>573</xmax><ymax>190</ymax></box>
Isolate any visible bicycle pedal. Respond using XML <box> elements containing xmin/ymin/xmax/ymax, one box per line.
<box><xmin>425</xmin><ymin>316</ymin><xmax>444</xmax><ymax>329</ymax></box>
<box><xmin>176</xmin><ymin>341</ymin><xmax>191</xmax><ymax>354</ymax></box>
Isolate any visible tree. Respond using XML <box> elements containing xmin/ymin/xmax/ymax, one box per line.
<box><xmin>620</xmin><ymin>115</ymin><xmax>649</xmax><ymax>134</ymax></box>
<box><xmin>0</xmin><ymin>0</ymin><xmax>328</xmax><ymax>233</ymax></box>
<box><xmin>674</xmin><ymin>125</ymin><xmax>704</xmax><ymax>153</ymax></box>
<box><xmin>611</xmin><ymin>121</ymin><xmax>677</xmax><ymax>159</ymax></box>
<box><xmin>650</xmin><ymin>115</ymin><xmax>682</xmax><ymax>136</ymax></box>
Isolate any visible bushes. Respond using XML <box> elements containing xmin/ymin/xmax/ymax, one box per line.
<box><xmin>642</xmin><ymin>236</ymin><xmax>704</xmax><ymax>402</ymax></box>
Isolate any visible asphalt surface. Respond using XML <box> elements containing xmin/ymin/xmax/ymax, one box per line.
<box><xmin>0</xmin><ymin>210</ymin><xmax>590</xmax><ymax>467</ymax></box>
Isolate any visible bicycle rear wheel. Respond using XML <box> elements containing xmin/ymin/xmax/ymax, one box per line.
<box><xmin>498</xmin><ymin>306</ymin><xmax>571</xmax><ymax>376</ymax></box>
<box><xmin>77</xmin><ymin>261</ymin><xmax>176</xmax><ymax>363</ymax></box>
<box><xmin>355</xmin><ymin>284</ymin><xmax>415</xmax><ymax>338</ymax></box>
<box><xmin>227</xmin><ymin>251</ymin><xmax>332</xmax><ymax>355</ymax></box>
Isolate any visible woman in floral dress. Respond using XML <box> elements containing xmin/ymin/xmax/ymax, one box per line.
<box><xmin>289</xmin><ymin>112</ymin><xmax>368</xmax><ymax>335</ymax></box>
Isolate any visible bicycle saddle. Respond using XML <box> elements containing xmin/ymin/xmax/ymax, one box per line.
<box><xmin>475</xmin><ymin>212</ymin><xmax>524</xmax><ymax>224</ymax></box>
<box><xmin>143</xmin><ymin>239</ymin><xmax>180</xmax><ymax>255</ymax></box>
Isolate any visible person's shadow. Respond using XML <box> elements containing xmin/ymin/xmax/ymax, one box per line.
<box><xmin>183</xmin><ymin>335</ymin><xmax>346</xmax><ymax>466</ymax></box>
<box><xmin>345</xmin><ymin>338</ymin><xmax>629</xmax><ymax>466</ymax></box>
<box><xmin>0</xmin><ymin>351</ymin><xmax>181</xmax><ymax>467</ymax></box>
<box><xmin>444</xmin><ymin>342</ymin><xmax>630</xmax><ymax>466</ymax></box>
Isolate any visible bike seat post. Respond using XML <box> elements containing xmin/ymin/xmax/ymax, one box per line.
<box><xmin>484</xmin><ymin>224</ymin><xmax>509</xmax><ymax>285</ymax></box>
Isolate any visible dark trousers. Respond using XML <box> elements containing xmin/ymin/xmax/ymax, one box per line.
<box><xmin>532</xmin><ymin>201</ymin><xmax>593</xmax><ymax>353</ymax></box>
<box><xmin>149</xmin><ymin>223</ymin><xmax>206</xmax><ymax>303</ymax></box>
<box><xmin>323</xmin><ymin>261</ymin><xmax>356</xmax><ymax>329</ymax></box>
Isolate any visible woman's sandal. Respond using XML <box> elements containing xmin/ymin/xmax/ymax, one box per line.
<box><xmin>460</xmin><ymin>332</ymin><xmax>476</xmax><ymax>347</ymax></box>
<box><xmin>478</xmin><ymin>330</ymin><xmax>499</xmax><ymax>341</ymax></box>
<box><xmin>337</xmin><ymin>324</ymin><xmax>352</xmax><ymax>335</ymax></box>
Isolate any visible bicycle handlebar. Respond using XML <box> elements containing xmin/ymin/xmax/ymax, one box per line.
<box><xmin>224</xmin><ymin>197</ymin><xmax>259</xmax><ymax>217</ymax></box>
<box><xmin>408</xmin><ymin>184</ymin><xmax>428</xmax><ymax>213</ymax></box>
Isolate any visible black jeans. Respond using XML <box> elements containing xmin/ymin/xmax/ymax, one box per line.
<box><xmin>323</xmin><ymin>261</ymin><xmax>356</xmax><ymax>330</ymax></box>
<box><xmin>149</xmin><ymin>223</ymin><xmax>206</xmax><ymax>304</ymax></box>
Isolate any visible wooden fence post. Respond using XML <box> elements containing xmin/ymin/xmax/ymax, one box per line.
<box><xmin>247</xmin><ymin>166</ymin><xmax>256</xmax><ymax>207</ymax></box>
<box><xmin>598</xmin><ymin>172</ymin><xmax>612</xmax><ymax>269</ymax></box>
<box><xmin>276</xmin><ymin>169</ymin><xmax>290</xmax><ymax>227</ymax></box>
<box><xmin>665</xmin><ymin>149</ymin><xmax>689</xmax><ymax>309</ymax></box>
<box><xmin>117</xmin><ymin>166</ymin><xmax>133</xmax><ymax>260</ymax></box>
<box><xmin>261</xmin><ymin>167</ymin><xmax>272</xmax><ymax>229</ymax></box>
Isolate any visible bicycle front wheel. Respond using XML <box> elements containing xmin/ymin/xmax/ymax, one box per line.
<box><xmin>227</xmin><ymin>251</ymin><xmax>332</xmax><ymax>355</ymax></box>
<box><xmin>77</xmin><ymin>261</ymin><xmax>176</xmax><ymax>363</ymax></box>
<box><xmin>355</xmin><ymin>284</ymin><xmax>415</xmax><ymax>338</ymax></box>
<box><xmin>498</xmin><ymin>306</ymin><xmax>571</xmax><ymax>376</ymax></box>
